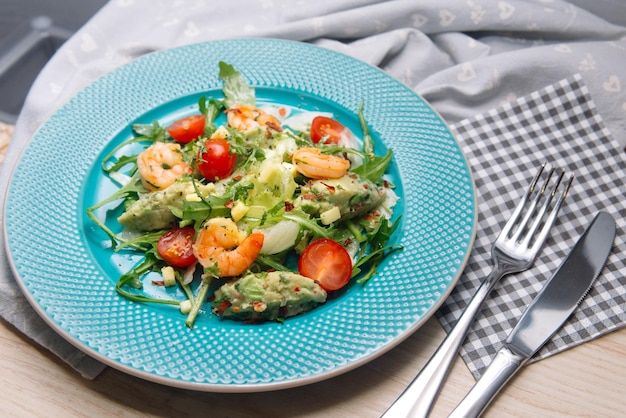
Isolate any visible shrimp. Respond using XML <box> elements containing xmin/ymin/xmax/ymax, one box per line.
<box><xmin>226</xmin><ymin>105</ymin><xmax>282</xmax><ymax>133</ymax></box>
<box><xmin>137</xmin><ymin>142</ymin><xmax>193</xmax><ymax>191</ymax></box>
<box><xmin>193</xmin><ymin>217</ymin><xmax>264</xmax><ymax>277</ymax></box>
<box><xmin>291</xmin><ymin>147</ymin><xmax>350</xmax><ymax>179</ymax></box>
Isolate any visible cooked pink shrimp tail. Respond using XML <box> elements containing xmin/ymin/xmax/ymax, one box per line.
<box><xmin>193</xmin><ymin>217</ymin><xmax>264</xmax><ymax>277</ymax></box>
<box><xmin>137</xmin><ymin>142</ymin><xmax>193</xmax><ymax>191</ymax></box>
<box><xmin>291</xmin><ymin>147</ymin><xmax>350</xmax><ymax>179</ymax></box>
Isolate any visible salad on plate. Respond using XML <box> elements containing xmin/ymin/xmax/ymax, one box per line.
<box><xmin>87</xmin><ymin>62</ymin><xmax>401</xmax><ymax>328</ymax></box>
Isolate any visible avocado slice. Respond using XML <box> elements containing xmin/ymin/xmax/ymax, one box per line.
<box><xmin>212</xmin><ymin>271</ymin><xmax>327</xmax><ymax>322</ymax></box>
<box><xmin>294</xmin><ymin>173</ymin><xmax>384</xmax><ymax>221</ymax></box>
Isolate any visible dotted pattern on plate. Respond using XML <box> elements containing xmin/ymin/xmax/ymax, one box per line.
<box><xmin>4</xmin><ymin>39</ymin><xmax>476</xmax><ymax>391</ymax></box>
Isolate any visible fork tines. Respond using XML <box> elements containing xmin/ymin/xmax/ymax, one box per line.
<box><xmin>503</xmin><ymin>162</ymin><xmax>574</xmax><ymax>250</ymax></box>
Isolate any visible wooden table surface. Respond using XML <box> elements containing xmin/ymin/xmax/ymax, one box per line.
<box><xmin>1</xmin><ymin>123</ymin><xmax>625</xmax><ymax>417</ymax></box>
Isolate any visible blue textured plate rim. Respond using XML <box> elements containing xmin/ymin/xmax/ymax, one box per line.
<box><xmin>3</xmin><ymin>38</ymin><xmax>477</xmax><ymax>392</ymax></box>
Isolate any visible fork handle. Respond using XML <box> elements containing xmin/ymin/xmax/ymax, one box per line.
<box><xmin>381</xmin><ymin>267</ymin><xmax>505</xmax><ymax>418</ymax></box>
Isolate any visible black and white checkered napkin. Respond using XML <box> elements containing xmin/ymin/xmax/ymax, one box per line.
<box><xmin>436</xmin><ymin>74</ymin><xmax>626</xmax><ymax>380</ymax></box>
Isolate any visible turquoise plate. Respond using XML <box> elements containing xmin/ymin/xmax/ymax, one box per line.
<box><xmin>4</xmin><ymin>39</ymin><xmax>476</xmax><ymax>392</ymax></box>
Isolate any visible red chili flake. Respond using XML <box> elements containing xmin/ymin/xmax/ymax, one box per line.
<box><xmin>151</xmin><ymin>280</ymin><xmax>165</xmax><ymax>286</ymax></box>
<box><xmin>254</xmin><ymin>302</ymin><xmax>270</xmax><ymax>314</ymax></box>
<box><xmin>278</xmin><ymin>107</ymin><xmax>287</xmax><ymax>117</ymax></box>
<box><xmin>343</xmin><ymin>238</ymin><xmax>353</xmax><ymax>246</ymax></box>
<box><xmin>225</xmin><ymin>199</ymin><xmax>234</xmax><ymax>208</ymax></box>
<box><xmin>233</xmin><ymin>175</ymin><xmax>243</xmax><ymax>181</ymax></box>
<box><xmin>294</xmin><ymin>286</ymin><xmax>300</xmax><ymax>292</ymax></box>
<box><xmin>284</xmin><ymin>201</ymin><xmax>294</xmax><ymax>211</ymax></box>
<box><xmin>264</xmin><ymin>120</ymin><xmax>283</xmax><ymax>132</ymax></box>
<box><xmin>302</xmin><ymin>193</ymin><xmax>318</xmax><ymax>200</ymax></box>
<box><xmin>321</xmin><ymin>182</ymin><xmax>336</xmax><ymax>193</ymax></box>
<box><xmin>216</xmin><ymin>300</ymin><xmax>232</xmax><ymax>314</ymax></box>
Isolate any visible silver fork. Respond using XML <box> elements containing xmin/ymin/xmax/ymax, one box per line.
<box><xmin>382</xmin><ymin>163</ymin><xmax>574</xmax><ymax>418</ymax></box>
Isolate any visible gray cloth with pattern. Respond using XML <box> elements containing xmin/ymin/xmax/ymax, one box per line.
<box><xmin>1</xmin><ymin>0</ymin><xmax>625</xmax><ymax>379</ymax></box>
<box><xmin>441</xmin><ymin>74</ymin><xmax>626</xmax><ymax>378</ymax></box>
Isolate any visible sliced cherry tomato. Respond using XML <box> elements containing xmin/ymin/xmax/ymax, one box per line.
<box><xmin>196</xmin><ymin>138</ymin><xmax>237</xmax><ymax>181</ymax></box>
<box><xmin>157</xmin><ymin>227</ymin><xmax>197</xmax><ymax>268</ymax></box>
<box><xmin>298</xmin><ymin>238</ymin><xmax>353</xmax><ymax>291</ymax></box>
<box><xmin>310</xmin><ymin>116</ymin><xmax>346</xmax><ymax>144</ymax></box>
<box><xmin>167</xmin><ymin>114</ymin><xmax>206</xmax><ymax>143</ymax></box>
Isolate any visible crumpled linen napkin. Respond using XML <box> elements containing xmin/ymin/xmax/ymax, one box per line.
<box><xmin>437</xmin><ymin>74</ymin><xmax>626</xmax><ymax>379</ymax></box>
<box><xmin>0</xmin><ymin>150</ymin><xmax>106</xmax><ymax>378</ymax></box>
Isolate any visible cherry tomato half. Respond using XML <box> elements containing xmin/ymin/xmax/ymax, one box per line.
<box><xmin>167</xmin><ymin>114</ymin><xmax>206</xmax><ymax>143</ymax></box>
<box><xmin>298</xmin><ymin>238</ymin><xmax>353</xmax><ymax>291</ymax></box>
<box><xmin>310</xmin><ymin>116</ymin><xmax>346</xmax><ymax>144</ymax></box>
<box><xmin>157</xmin><ymin>226</ymin><xmax>197</xmax><ymax>268</ymax></box>
<box><xmin>196</xmin><ymin>138</ymin><xmax>237</xmax><ymax>181</ymax></box>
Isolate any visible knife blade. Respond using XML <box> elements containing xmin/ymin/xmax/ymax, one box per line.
<box><xmin>449</xmin><ymin>211</ymin><xmax>616</xmax><ymax>418</ymax></box>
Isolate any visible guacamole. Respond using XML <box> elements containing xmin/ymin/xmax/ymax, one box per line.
<box><xmin>212</xmin><ymin>271</ymin><xmax>327</xmax><ymax>322</ymax></box>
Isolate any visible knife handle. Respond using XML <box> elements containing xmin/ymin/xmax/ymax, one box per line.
<box><xmin>448</xmin><ymin>346</ymin><xmax>528</xmax><ymax>418</ymax></box>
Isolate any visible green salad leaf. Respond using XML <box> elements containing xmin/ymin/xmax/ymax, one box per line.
<box><xmin>353</xmin><ymin>216</ymin><xmax>403</xmax><ymax>284</ymax></box>
<box><xmin>218</xmin><ymin>61</ymin><xmax>255</xmax><ymax>108</ymax></box>
<box><xmin>86</xmin><ymin>171</ymin><xmax>147</xmax><ymax>250</ymax></box>
<box><xmin>199</xmin><ymin>96</ymin><xmax>224</xmax><ymax>137</ymax></box>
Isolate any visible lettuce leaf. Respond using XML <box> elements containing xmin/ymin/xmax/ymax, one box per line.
<box><xmin>218</xmin><ymin>61</ymin><xmax>255</xmax><ymax>108</ymax></box>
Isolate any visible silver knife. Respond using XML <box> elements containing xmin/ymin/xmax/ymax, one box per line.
<box><xmin>448</xmin><ymin>211</ymin><xmax>616</xmax><ymax>418</ymax></box>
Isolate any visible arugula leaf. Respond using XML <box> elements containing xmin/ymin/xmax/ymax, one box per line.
<box><xmin>358</xmin><ymin>102</ymin><xmax>374</xmax><ymax>155</ymax></box>
<box><xmin>101</xmin><ymin>139</ymin><xmax>146</xmax><ymax>173</ymax></box>
<box><xmin>348</xmin><ymin>103</ymin><xmax>394</xmax><ymax>182</ymax></box>
<box><xmin>345</xmin><ymin>219</ymin><xmax>367</xmax><ymax>243</ymax></box>
<box><xmin>103</xmin><ymin>154</ymin><xmax>137</xmax><ymax>175</ymax></box>
<box><xmin>115</xmin><ymin>238</ymin><xmax>199</xmax><ymax>322</ymax></box>
<box><xmin>182</xmin><ymin>199</ymin><xmax>230</xmax><ymax>225</ymax></box>
<box><xmin>353</xmin><ymin>216</ymin><xmax>403</xmax><ymax>284</ymax></box>
<box><xmin>116</xmin><ymin>252</ymin><xmax>158</xmax><ymax>290</ymax></box>
<box><xmin>115</xmin><ymin>230</ymin><xmax>164</xmax><ymax>253</ymax></box>
<box><xmin>351</xmin><ymin>149</ymin><xmax>393</xmax><ymax>183</ymax></box>
<box><xmin>132</xmin><ymin>121</ymin><xmax>168</xmax><ymax>141</ymax></box>
<box><xmin>86</xmin><ymin>171</ymin><xmax>148</xmax><ymax>250</ymax></box>
<box><xmin>114</xmin><ymin>250</ymin><xmax>178</xmax><ymax>307</ymax></box>
<box><xmin>115</xmin><ymin>261</ymin><xmax>181</xmax><ymax>308</ymax></box>
<box><xmin>370</xmin><ymin>216</ymin><xmax>401</xmax><ymax>251</ymax></box>
<box><xmin>184</xmin><ymin>275</ymin><xmax>214</xmax><ymax>329</ymax></box>
<box><xmin>99</xmin><ymin>121</ymin><xmax>165</xmax><ymax>174</ymax></box>
<box><xmin>319</xmin><ymin>143</ymin><xmax>392</xmax><ymax>183</ymax></box>
<box><xmin>255</xmin><ymin>254</ymin><xmax>291</xmax><ymax>272</ymax></box>
<box><xmin>218</xmin><ymin>61</ymin><xmax>255</xmax><ymax>108</ymax></box>
<box><xmin>199</xmin><ymin>96</ymin><xmax>225</xmax><ymax>137</ymax></box>
<box><xmin>282</xmin><ymin>210</ymin><xmax>334</xmax><ymax>239</ymax></box>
